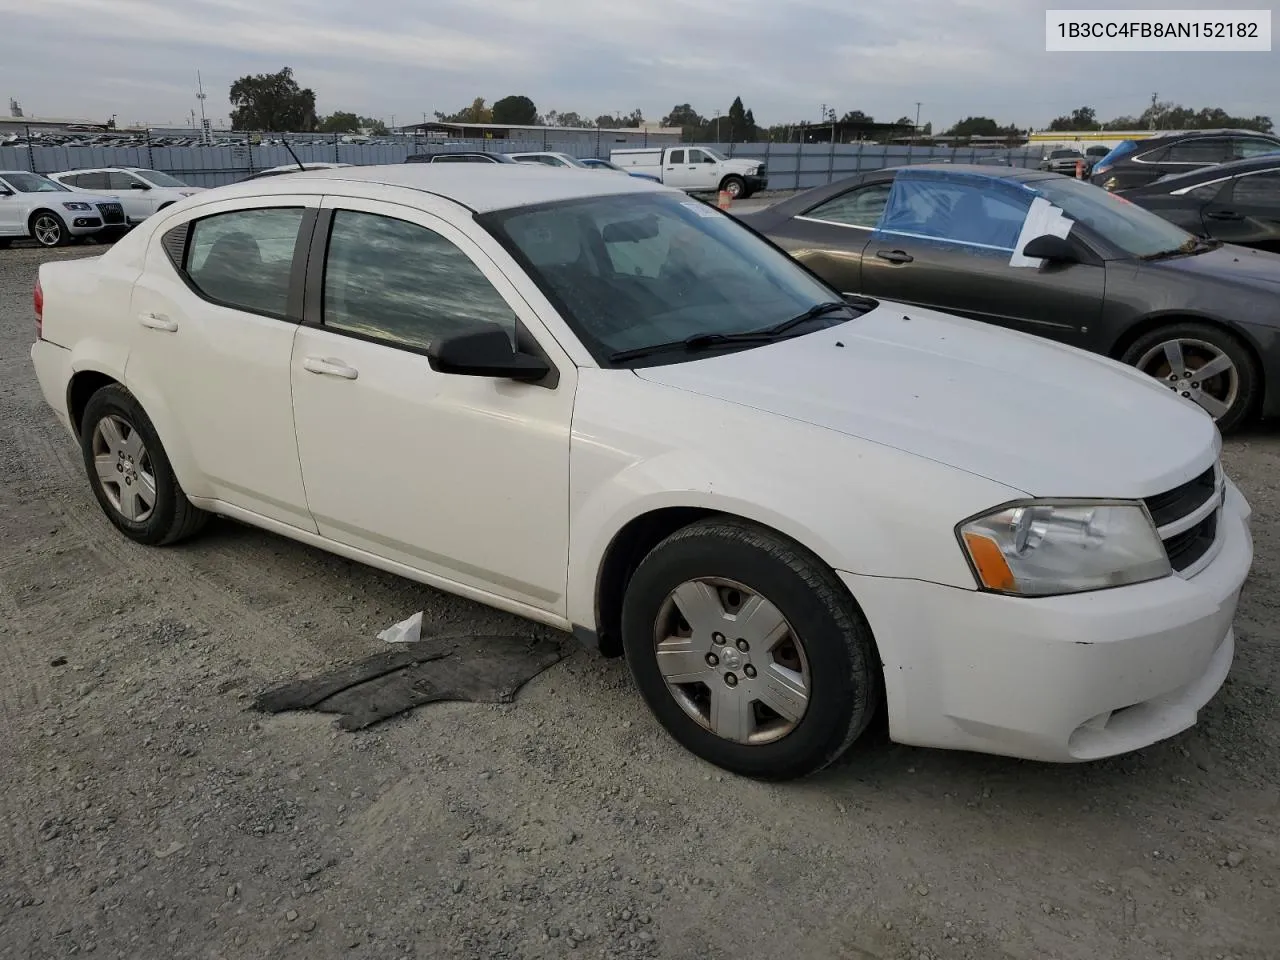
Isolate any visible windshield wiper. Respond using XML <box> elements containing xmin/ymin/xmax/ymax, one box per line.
<box><xmin>1140</xmin><ymin>236</ymin><xmax>1220</xmax><ymax>261</ymax></box>
<box><xmin>608</xmin><ymin>299</ymin><xmax>870</xmax><ymax>364</ymax></box>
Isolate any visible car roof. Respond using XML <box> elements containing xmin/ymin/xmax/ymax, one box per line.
<box><xmin>206</xmin><ymin>162</ymin><xmax>668</xmax><ymax>212</ymax></box>
<box><xmin>1140</xmin><ymin>128</ymin><xmax>1280</xmax><ymax>143</ymax></box>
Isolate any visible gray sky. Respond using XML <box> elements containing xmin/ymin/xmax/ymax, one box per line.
<box><xmin>0</xmin><ymin>0</ymin><xmax>1275</xmax><ymax>131</ymax></box>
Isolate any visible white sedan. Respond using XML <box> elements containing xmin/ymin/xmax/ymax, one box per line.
<box><xmin>29</xmin><ymin>164</ymin><xmax>1252</xmax><ymax>779</ymax></box>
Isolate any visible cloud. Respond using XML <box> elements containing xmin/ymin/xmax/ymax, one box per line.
<box><xmin>0</xmin><ymin>0</ymin><xmax>1273</xmax><ymax>131</ymax></box>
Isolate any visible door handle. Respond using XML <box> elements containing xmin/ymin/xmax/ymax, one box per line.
<box><xmin>302</xmin><ymin>356</ymin><xmax>358</xmax><ymax>380</ymax></box>
<box><xmin>1205</xmin><ymin>210</ymin><xmax>1245</xmax><ymax>221</ymax></box>
<box><xmin>138</xmin><ymin>312</ymin><xmax>178</xmax><ymax>332</ymax></box>
<box><xmin>876</xmin><ymin>249</ymin><xmax>914</xmax><ymax>264</ymax></box>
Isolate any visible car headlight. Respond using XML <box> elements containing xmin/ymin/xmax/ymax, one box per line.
<box><xmin>62</xmin><ymin>201</ymin><xmax>92</xmax><ymax>211</ymax></box>
<box><xmin>958</xmin><ymin>501</ymin><xmax>1170</xmax><ymax>596</ymax></box>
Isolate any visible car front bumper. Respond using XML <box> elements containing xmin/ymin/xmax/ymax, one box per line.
<box><xmin>745</xmin><ymin>174</ymin><xmax>769</xmax><ymax>192</ymax></box>
<box><xmin>67</xmin><ymin>217</ymin><xmax>104</xmax><ymax>235</ymax></box>
<box><xmin>839</xmin><ymin>479</ymin><xmax>1252</xmax><ymax>762</ymax></box>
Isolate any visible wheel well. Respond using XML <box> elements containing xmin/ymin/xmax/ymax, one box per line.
<box><xmin>1109</xmin><ymin>314</ymin><xmax>1261</xmax><ymax>368</ymax></box>
<box><xmin>593</xmin><ymin>507</ymin><xmax>718</xmax><ymax>656</ymax></box>
<box><xmin>67</xmin><ymin>371</ymin><xmax>119</xmax><ymax>438</ymax></box>
<box><xmin>719</xmin><ymin>174</ymin><xmax>745</xmax><ymax>189</ymax></box>
<box><xmin>157</xmin><ymin>201</ymin><xmax>174</xmax><ymax>210</ymax></box>
<box><xmin>28</xmin><ymin>208</ymin><xmax>60</xmax><ymax>231</ymax></box>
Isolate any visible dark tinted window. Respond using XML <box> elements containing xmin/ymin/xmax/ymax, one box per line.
<box><xmin>1233</xmin><ymin>172</ymin><xmax>1280</xmax><ymax>204</ymax></box>
<box><xmin>1165</xmin><ymin>139</ymin><xmax>1230</xmax><ymax>163</ymax></box>
<box><xmin>186</xmin><ymin>207</ymin><xmax>306</xmax><ymax>317</ymax></box>
<box><xmin>668</xmin><ymin>150</ymin><xmax>685</xmax><ymax>164</ymax></box>
<box><xmin>75</xmin><ymin>172</ymin><xmax>110</xmax><ymax>190</ymax></box>
<box><xmin>1233</xmin><ymin>137</ymin><xmax>1280</xmax><ymax>159</ymax></box>
<box><xmin>805</xmin><ymin>182</ymin><xmax>892</xmax><ymax>227</ymax></box>
<box><xmin>1049</xmin><ymin>150</ymin><xmax>1079</xmax><ymax>159</ymax></box>
<box><xmin>322</xmin><ymin>210</ymin><xmax>515</xmax><ymax>351</ymax></box>
<box><xmin>107</xmin><ymin>171</ymin><xmax>142</xmax><ymax>190</ymax></box>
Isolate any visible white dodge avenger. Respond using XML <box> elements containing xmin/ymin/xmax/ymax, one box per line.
<box><xmin>30</xmin><ymin>164</ymin><xmax>1252</xmax><ymax>780</ymax></box>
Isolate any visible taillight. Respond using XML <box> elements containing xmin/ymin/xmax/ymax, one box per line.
<box><xmin>34</xmin><ymin>278</ymin><xmax>43</xmax><ymax>340</ymax></box>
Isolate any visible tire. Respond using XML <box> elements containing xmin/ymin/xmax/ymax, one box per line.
<box><xmin>720</xmin><ymin>176</ymin><xmax>746</xmax><ymax>200</ymax></box>
<box><xmin>30</xmin><ymin>211</ymin><xmax>71</xmax><ymax>248</ymax></box>
<box><xmin>0</xmin><ymin>238</ymin><xmax>11</xmax><ymax>249</ymax></box>
<box><xmin>1120</xmin><ymin>321</ymin><xmax>1259</xmax><ymax>433</ymax></box>
<box><xmin>79</xmin><ymin>384</ymin><xmax>209</xmax><ymax>546</ymax></box>
<box><xmin>621</xmin><ymin>517</ymin><xmax>880</xmax><ymax>780</ymax></box>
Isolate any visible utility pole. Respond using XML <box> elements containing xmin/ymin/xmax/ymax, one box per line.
<box><xmin>1149</xmin><ymin>91</ymin><xmax>1158</xmax><ymax>130</ymax></box>
<box><xmin>195</xmin><ymin>70</ymin><xmax>210</xmax><ymax>144</ymax></box>
<box><xmin>915</xmin><ymin>101</ymin><xmax>922</xmax><ymax>137</ymax></box>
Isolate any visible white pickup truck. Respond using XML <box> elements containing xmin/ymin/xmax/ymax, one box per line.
<box><xmin>609</xmin><ymin>147</ymin><xmax>767</xmax><ymax>199</ymax></box>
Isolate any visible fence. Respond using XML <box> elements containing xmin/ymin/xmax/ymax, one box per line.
<box><xmin>0</xmin><ymin>130</ymin><xmax>1044</xmax><ymax>192</ymax></box>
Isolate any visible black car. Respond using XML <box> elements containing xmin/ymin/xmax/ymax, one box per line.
<box><xmin>1121</xmin><ymin>155</ymin><xmax>1280</xmax><ymax>253</ymax></box>
<box><xmin>1089</xmin><ymin>129</ymin><xmax>1280</xmax><ymax>193</ymax></box>
<box><xmin>404</xmin><ymin>152</ymin><xmax>516</xmax><ymax>164</ymax></box>
<box><xmin>738</xmin><ymin>163</ymin><xmax>1280</xmax><ymax>432</ymax></box>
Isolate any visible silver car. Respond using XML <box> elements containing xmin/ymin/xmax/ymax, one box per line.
<box><xmin>0</xmin><ymin>170</ymin><xmax>124</xmax><ymax>247</ymax></box>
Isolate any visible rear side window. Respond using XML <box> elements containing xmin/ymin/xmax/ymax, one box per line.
<box><xmin>76</xmin><ymin>172</ymin><xmax>110</xmax><ymax>191</ymax></box>
<box><xmin>185</xmin><ymin>207</ymin><xmax>306</xmax><ymax>317</ymax></box>
<box><xmin>804</xmin><ymin>182</ymin><xmax>892</xmax><ymax>228</ymax></box>
<box><xmin>1233</xmin><ymin>172</ymin><xmax>1280</xmax><ymax>204</ymax></box>
<box><xmin>1233</xmin><ymin>137</ymin><xmax>1280</xmax><ymax>159</ymax></box>
<box><xmin>1165</xmin><ymin>139</ymin><xmax>1230</xmax><ymax>163</ymax></box>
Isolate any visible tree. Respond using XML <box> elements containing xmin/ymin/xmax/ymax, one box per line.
<box><xmin>360</xmin><ymin>117</ymin><xmax>389</xmax><ymax>136</ymax></box>
<box><xmin>434</xmin><ymin>98</ymin><xmax>492</xmax><ymax>124</ymax></box>
<box><xmin>595</xmin><ymin>110</ymin><xmax>643</xmax><ymax>128</ymax></box>
<box><xmin>492</xmin><ymin>95</ymin><xmax>538</xmax><ymax>125</ymax></box>
<box><xmin>1047</xmin><ymin>106</ymin><xmax>1099</xmax><ymax>131</ymax></box>
<box><xmin>319</xmin><ymin>111</ymin><xmax>360</xmax><ymax>134</ymax></box>
<box><xmin>945</xmin><ymin>116</ymin><xmax>1021</xmax><ymax>137</ymax></box>
<box><xmin>895</xmin><ymin>116</ymin><xmax>915</xmax><ymax>127</ymax></box>
<box><xmin>662</xmin><ymin>103</ymin><xmax>704</xmax><ymax>127</ymax></box>
<box><xmin>549</xmin><ymin>111</ymin><xmax>585</xmax><ymax>127</ymax></box>
<box><xmin>229</xmin><ymin>67</ymin><xmax>317</xmax><ymax>131</ymax></box>
<box><xmin>839</xmin><ymin>110</ymin><xmax>872</xmax><ymax>124</ymax></box>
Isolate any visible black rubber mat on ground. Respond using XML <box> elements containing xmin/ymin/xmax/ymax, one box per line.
<box><xmin>251</xmin><ymin>634</ymin><xmax>569</xmax><ymax>730</ymax></box>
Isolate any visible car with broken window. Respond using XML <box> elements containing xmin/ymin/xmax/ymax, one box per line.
<box><xmin>30</xmin><ymin>164</ymin><xmax>1252</xmax><ymax>780</ymax></box>
<box><xmin>738</xmin><ymin>164</ymin><xmax>1280</xmax><ymax>432</ymax></box>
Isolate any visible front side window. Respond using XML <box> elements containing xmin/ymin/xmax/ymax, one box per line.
<box><xmin>185</xmin><ymin>207</ymin><xmax>306</xmax><ymax>317</ymax></box>
<box><xmin>668</xmin><ymin>150</ymin><xmax>685</xmax><ymax>164</ymax></box>
<box><xmin>479</xmin><ymin>192</ymin><xmax>842</xmax><ymax>362</ymax></box>
<box><xmin>136</xmin><ymin>169</ymin><xmax>190</xmax><ymax>188</ymax></box>
<box><xmin>804</xmin><ymin>182</ymin><xmax>892</xmax><ymax>228</ymax></box>
<box><xmin>1233</xmin><ymin>171</ymin><xmax>1280</xmax><ymax>204</ymax></box>
<box><xmin>1027</xmin><ymin>177</ymin><xmax>1193</xmax><ymax>258</ymax></box>
<box><xmin>876</xmin><ymin>174</ymin><xmax>1031</xmax><ymax>250</ymax></box>
<box><xmin>108</xmin><ymin>171</ymin><xmax>143</xmax><ymax>191</ymax></box>
<box><xmin>322</xmin><ymin>210</ymin><xmax>515</xmax><ymax>352</ymax></box>
<box><xmin>1</xmin><ymin>173</ymin><xmax>69</xmax><ymax>193</ymax></box>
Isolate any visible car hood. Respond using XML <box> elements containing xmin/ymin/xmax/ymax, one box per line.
<box><xmin>1141</xmin><ymin>243</ymin><xmax>1280</xmax><ymax>289</ymax></box>
<box><xmin>53</xmin><ymin>192</ymin><xmax>121</xmax><ymax>205</ymax></box>
<box><xmin>632</xmin><ymin>302</ymin><xmax>1218</xmax><ymax>498</ymax></box>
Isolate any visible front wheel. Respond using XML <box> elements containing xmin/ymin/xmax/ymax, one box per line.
<box><xmin>719</xmin><ymin>176</ymin><xmax>746</xmax><ymax>199</ymax></box>
<box><xmin>621</xmin><ymin>518</ymin><xmax>880</xmax><ymax>780</ymax></box>
<box><xmin>1121</xmin><ymin>322</ymin><xmax>1259</xmax><ymax>433</ymax></box>
<box><xmin>79</xmin><ymin>384</ymin><xmax>209</xmax><ymax>545</ymax></box>
<box><xmin>31</xmin><ymin>211</ymin><xmax>71</xmax><ymax>247</ymax></box>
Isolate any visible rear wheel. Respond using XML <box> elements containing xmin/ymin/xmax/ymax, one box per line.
<box><xmin>1121</xmin><ymin>322</ymin><xmax>1259</xmax><ymax>432</ymax></box>
<box><xmin>31</xmin><ymin>211</ymin><xmax>70</xmax><ymax>248</ymax></box>
<box><xmin>79</xmin><ymin>384</ymin><xmax>209</xmax><ymax>545</ymax></box>
<box><xmin>621</xmin><ymin>517</ymin><xmax>879</xmax><ymax>780</ymax></box>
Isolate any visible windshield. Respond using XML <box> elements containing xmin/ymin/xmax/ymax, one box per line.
<box><xmin>1049</xmin><ymin>150</ymin><xmax>1079</xmax><ymax>159</ymax></box>
<box><xmin>479</xmin><ymin>192</ymin><xmax>846</xmax><ymax>364</ymax></box>
<box><xmin>1</xmin><ymin>172</ymin><xmax>69</xmax><ymax>193</ymax></box>
<box><xmin>135</xmin><ymin>169</ymin><xmax>189</xmax><ymax>187</ymax></box>
<box><xmin>701</xmin><ymin>148</ymin><xmax>728</xmax><ymax>161</ymax></box>
<box><xmin>1028</xmin><ymin>177</ymin><xmax>1194</xmax><ymax>257</ymax></box>
<box><xmin>1091</xmin><ymin>140</ymin><xmax>1139</xmax><ymax>170</ymax></box>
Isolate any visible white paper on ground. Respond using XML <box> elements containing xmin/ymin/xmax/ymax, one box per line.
<box><xmin>1009</xmin><ymin>196</ymin><xmax>1074</xmax><ymax>268</ymax></box>
<box><xmin>378</xmin><ymin>611</ymin><xmax>423</xmax><ymax>644</ymax></box>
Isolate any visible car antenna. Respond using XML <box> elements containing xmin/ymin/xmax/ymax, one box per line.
<box><xmin>284</xmin><ymin>139</ymin><xmax>305</xmax><ymax>171</ymax></box>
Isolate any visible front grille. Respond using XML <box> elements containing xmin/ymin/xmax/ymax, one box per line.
<box><xmin>1163</xmin><ymin>510</ymin><xmax>1218</xmax><ymax>572</ymax></box>
<box><xmin>96</xmin><ymin>202</ymin><xmax>125</xmax><ymax>225</ymax></box>
<box><xmin>1143</xmin><ymin>463</ymin><xmax>1222</xmax><ymax>574</ymax></box>
<box><xmin>1143</xmin><ymin>465</ymin><xmax>1216</xmax><ymax>527</ymax></box>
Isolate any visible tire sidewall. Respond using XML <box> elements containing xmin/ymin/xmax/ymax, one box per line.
<box><xmin>79</xmin><ymin>386</ymin><xmax>183</xmax><ymax>545</ymax></box>
<box><xmin>621</xmin><ymin>525</ymin><xmax>876</xmax><ymax>779</ymax></box>
<box><xmin>31</xmin><ymin>212</ymin><xmax>68</xmax><ymax>248</ymax></box>
<box><xmin>1121</xmin><ymin>322</ymin><xmax>1257</xmax><ymax>432</ymax></box>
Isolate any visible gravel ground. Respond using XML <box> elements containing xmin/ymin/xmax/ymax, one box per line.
<box><xmin>1</xmin><ymin>241</ymin><xmax>1278</xmax><ymax>960</ymax></box>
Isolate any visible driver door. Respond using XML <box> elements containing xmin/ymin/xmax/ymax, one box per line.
<box><xmin>858</xmin><ymin>174</ymin><xmax>1103</xmax><ymax>345</ymax></box>
<box><xmin>0</xmin><ymin>175</ymin><xmax>22</xmax><ymax>236</ymax></box>
<box><xmin>289</xmin><ymin>195</ymin><xmax>577</xmax><ymax>615</ymax></box>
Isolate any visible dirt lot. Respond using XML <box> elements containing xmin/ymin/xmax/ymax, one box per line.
<box><xmin>1</xmin><ymin>242</ymin><xmax>1277</xmax><ymax>960</ymax></box>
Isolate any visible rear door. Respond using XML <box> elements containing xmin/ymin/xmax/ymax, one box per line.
<box><xmin>764</xmin><ymin>179</ymin><xmax>891</xmax><ymax>294</ymax></box>
<box><xmin>858</xmin><ymin>171</ymin><xmax>1104</xmax><ymax>344</ymax></box>
<box><xmin>1202</xmin><ymin>167</ymin><xmax>1280</xmax><ymax>250</ymax></box>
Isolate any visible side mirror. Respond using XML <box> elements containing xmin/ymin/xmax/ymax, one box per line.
<box><xmin>1022</xmin><ymin>234</ymin><xmax>1077</xmax><ymax>263</ymax></box>
<box><xmin>129</xmin><ymin>182</ymin><xmax>150</xmax><ymax>190</ymax></box>
<box><xmin>0</xmin><ymin>187</ymin><xmax>12</xmax><ymax>197</ymax></box>
<box><xmin>427</xmin><ymin>323</ymin><xmax>550</xmax><ymax>382</ymax></box>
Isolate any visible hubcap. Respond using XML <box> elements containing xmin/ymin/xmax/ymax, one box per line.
<box><xmin>726</xmin><ymin>181</ymin><xmax>743</xmax><ymax>197</ymax></box>
<box><xmin>653</xmin><ymin>577</ymin><xmax>810</xmax><ymax>745</ymax></box>
<box><xmin>91</xmin><ymin>415</ymin><xmax>156</xmax><ymax>523</ymax></box>
<box><xmin>1136</xmin><ymin>338</ymin><xmax>1237</xmax><ymax>421</ymax></box>
<box><xmin>34</xmin><ymin>216</ymin><xmax>61</xmax><ymax>246</ymax></box>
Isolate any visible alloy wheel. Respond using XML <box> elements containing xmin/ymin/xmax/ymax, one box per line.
<box><xmin>91</xmin><ymin>414</ymin><xmax>157</xmax><ymax>523</ymax></box>
<box><xmin>33</xmin><ymin>215</ymin><xmax>62</xmax><ymax>247</ymax></box>
<box><xmin>1135</xmin><ymin>337</ymin><xmax>1238</xmax><ymax>421</ymax></box>
<box><xmin>652</xmin><ymin>577</ymin><xmax>810</xmax><ymax>744</ymax></box>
